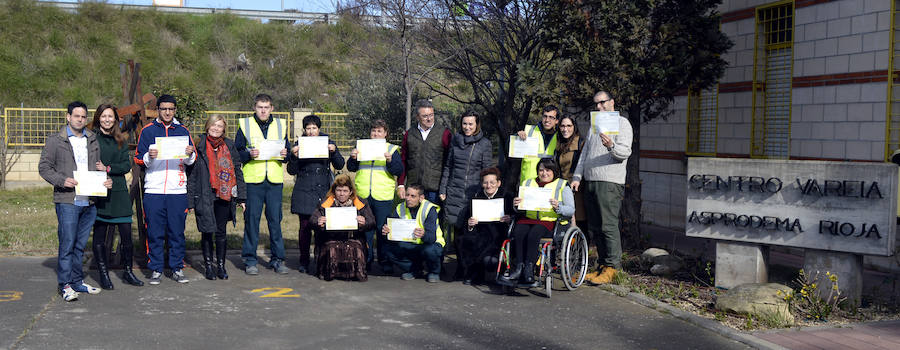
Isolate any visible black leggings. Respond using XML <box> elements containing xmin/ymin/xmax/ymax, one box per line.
<box><xmin>92</xmin><ymin>222</ymin><xmax>133</xmax><ymax>260</ymax></box>
<box><xmin>511</xmin><ymin>223</ymin><xmax>551</xmax><ymax>265</ymax></box>
<box><xmin>202</xmin><ymin>199</ymin><xmax>231</xmax><ymax>254</ymax></box>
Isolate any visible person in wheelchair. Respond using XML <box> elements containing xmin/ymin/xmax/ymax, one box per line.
<box><xmin>499</xmin><ymin>158</ymin><xmax>575</xmax><ymax>287</ymax></box>
<box><xmin>460</xmin><ymin>167</ymin><xmax>514</xmax><ymax>285</ymax></box>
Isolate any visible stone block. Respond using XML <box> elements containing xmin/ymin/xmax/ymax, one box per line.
<box><xmin>800</xmin><ymin>140</ymin><xmax>823</xmax><ymax>158</ymax></box>
<box><xmin>839</xmin><ymin>0</ymin><xmax>865</xmax><ymax>17</ymax></box>
<box><xmin>864</xmin><ymin>0</ymin><xmax>891</xmax><ymax>13</ymax></box>
<box><xmin>826</xmin><ymin>18</ymin><xmax>852</xmax><ymax>38</ymax></box>
<box><xmin>803</xmin><ymin>250</ymin><xmax>864</xmax><ymax>307</ymax></box>
<box><xmin>851</xmin><ymin>13</ymin><xmax>878</xmax><ymax>34</ymax></box>
<box><xmin>860</xmin><ymin>82</ymin><xmax>887</xmax><ymax>102</ymax></box>
<box><xmin>792</xmin><ymin>121</ymin><xmax>812</xmax><ymax>139</ymax></box>
<box><xmin>814</xmin><ymin>38</ymin><xmax>838</xmax><ymax>57</ymax></box>
<box><xmin>837</xmin><ymin>35</ymin><xmax>863</xmax><ymax>55</ymax></box>
<box><xmin>836</xmin><ymin>84</ymin><xmax>863</xmax><ymax>103</ymax></box>
<box><xmin>846</xmin><ymin>141</ymin><xmax>871</xmax><ymax>160</ymax></box>
<box><xmin>848</xmin><ymin>103</ymin><xmax>874</xmax><ymax>121</ymax></box>
<box><xmin>733</xmin><ymin>92</ymin><xmax>753</xmax><ymax>108</ymax></box>
<box><xmin>716</xmin><ymin>283</ymin><xmax>795</xmax><ymax>325</ymax></box>
<box><xmin>795</xmin><ymin>6</ymin><xmax>816</xmax><ymax>25</ymax></box>
<box><xmin>803</xmin><ymin>104</ymin><xmax>825</xmax><ymax>122</ymax></box>
<box><xmin>874</xmin><ymin>49</ymin><xmax>888</xmax><ymax>70</ymax></box>
<box><xmin>834</xmin><ymin>122</ymin><xmax>859</xmax><ymax>140</ymax></box>
<box><xmin>822</xmin><ymin>140</ymin><xmax>846</xmax><ymax>158</ymax></box>
<box><xmin>862</xmin><ymin>31</ymin><xmax>889</xmax><ymax>51</ymax></box>
<box><xmin>859</xmin><ymin>122</ymin><xmax>885</xmax><ymax>141</ymax></box>
<box><xmin>825</xmin><ymin>55</ymin><xmax>850</xmax><ymax>74</ymax></box>
<box><xmin>872</xmin><ymin>142</ymin><xmax>885</xmax><ymax>161</ymax></box>
<box><xmin>805</xmin><ymin>22</ymin><xmax>828</xmax><ymax>41</ymax></box>
<box><xmin>877</xmin><ymin>11</ymin><xmax>890</xmax><ymax>31</ymax></box>
<box><xmin>817</xmin><ymin>2</ymin><xmax>841</xmax><ymax>21</ymax></box>
<box><xmin>719</xmin><ymin>92</ymin><xmax>734</xmax><ymax>108</ymax></box>
<box><xmin>792</xmin><ymin>88</ymin><xmax>813</xmax><ymax>105</ymax></box>
<box><xmin>823</xmin><ymin>104</ymin><xmax>848</xmax><ymax>122</ymax></box>
<box><xmin>813</xmin><ymin>85</ymin><xmax>836</xmax><ymax>104</ymax></box>
<box><xmin>715</xmin><ymin>242</ymin><xmax>768</xmax><ymax>289</ymax></box>
<box><xmin>791</xmin><ymin>140</ymin><xmax>802</xmax><ymax>157</ymax></box>
<box><xmin>803</xmin><ymin>58</ymin><xmax>826</xmax><ymax>76</ymax></box>
<box><xmin>736</xmin><ymin>18</ymin><xmax>756</xmax><ymax>36</ymax></box>
<box><xmin>872</xmin><ymin>102</ymin><xmax>886</xmax><ymax>121</ymax></box>
<box><xmin>849</xmin><ymin>52</ymin><xmax>875</xmax><ymax>72</ymax></box>
<box><xmin>794</xmin><ymin>41</ymin><xmax>815</xmax><ymax>60</ymax></box>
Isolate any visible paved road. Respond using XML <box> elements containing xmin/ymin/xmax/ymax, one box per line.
<box><xmin>0</xmin><ymin>256</ymin><xmax>749</xmax><ymax>350</ymax></box>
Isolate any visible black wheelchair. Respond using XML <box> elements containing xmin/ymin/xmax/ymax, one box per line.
<box><xmin>495</xmin><ymin>216</ymin><xmax>589</xmax><ymax>297</ymax></box>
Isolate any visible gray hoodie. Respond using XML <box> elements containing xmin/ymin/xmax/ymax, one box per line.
<box><xmin>571</xmin><ymin>115</ymin><xmax>633</xmax><ymax>185</ymax></box>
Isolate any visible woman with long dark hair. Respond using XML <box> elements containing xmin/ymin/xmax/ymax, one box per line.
<box><xmin>555</xmin><ymin>114</ymin><xmax>587</xmax><ymax>228</ymax></box>
<box><xmin>187</xmin><ymin>114</ymin><xmax>246</xmax><ymax>280</ymax></box>
<box><xmin>90</xmin><ymin>104</ymin><xmax>142</xmax><ymax>289</ymax></box>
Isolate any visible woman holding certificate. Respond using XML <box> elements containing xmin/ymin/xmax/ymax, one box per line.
<box><xmin>287</xmin><ymin>114</ymin><xmax>345</xmax><ymax>273</ymax></box>
<box><xmin>459</xmin><ymin>167</ymin><xmax>513</xmax><ymax>285</ymax></box>
<box><xmin>498</xmin><ymin>158</ymin><xmax>575</xmax><ymax>287</ymax></box>
<box><xmin>309</xmin><ymin>174</ymin><xmax>375</xmax><ymax>281</ymax></box>
<box><xmin>555</xmin><ymin>115</ymin><xmax>587</xmax><ymax>229</ymax></box>
<box><xmin>187</xmin><ymin>114</ymin><xmax>247</xmax><ymax>280</ymax></box>
<box><xmin>90</xmin><ymin>104</ymin><xmax>142</xmax><ymax>289</ymax></box>
<box><xmin>438</xmin><ymin>111</ymin><xmax>493</xmax><ymax>267</ymax></box>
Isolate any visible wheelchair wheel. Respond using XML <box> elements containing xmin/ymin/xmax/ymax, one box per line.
<box><xmin>561</xmin><ymin>226</ymin><xmax>589</xmax><ymax>291</ymax></box>
<box><xmin>495</xmin><ymin>239</ymin><xmax>511</xmax><ymax>282</ymax></box>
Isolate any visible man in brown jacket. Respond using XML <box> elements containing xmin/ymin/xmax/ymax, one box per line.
<box><xmin>39</xmin><ymin>101</ymin><xmax>111</xmax><ymax>302</ymax></box>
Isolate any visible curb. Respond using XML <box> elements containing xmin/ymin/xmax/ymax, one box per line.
<box><xmin>596</xmin><ymin>284</ymin><xmax>788</xmax><ymax>350</ymax></box>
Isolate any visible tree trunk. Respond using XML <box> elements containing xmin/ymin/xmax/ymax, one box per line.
<box><xmin>620</xmin><ymin>104</ymin><xmax>645</xmax><ymax>251</ymax></box>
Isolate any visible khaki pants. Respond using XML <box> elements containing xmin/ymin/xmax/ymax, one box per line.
<box><xmin>583</xmin><ymin>181</ymin><xmax>624</xmax><ymax>269</ymax></box>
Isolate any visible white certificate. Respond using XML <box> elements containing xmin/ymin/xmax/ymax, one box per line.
<box><xmin>255</xmin><ymin>140</ymin><xmax>285</xmax><ymax>161</ymax></box>
<box><xmin>508</xmin><ymin>136</ymin><xmax>540</xmax><ymax>158</ymax></box>
<box><xmin>296</xmin><ymin>136</ymin><xmax>329</xmax><ymax>159</ymax></box>
<box><xmin>74</xmin><ymin>171</ymin><xmax>107</xmax><ymax>197</ymax></box>
<box><xmin>518</xmin><ymin>186</ymin><xmax>554</xmax><ymax>212</ymax></box>
<box><xmin>326</xmin><ymin>207</ymin><xmax>358</xmax><ymax>231</ymax></box>
<box><xmin>590</xmin><ymin>111</ymin><xmax>620</xmax><ymax>135</ymax></box>
<box><xmin>154</xmin><ymin>136</ymin><xmax>190</xmax><ymax>160</ymax></box>
<box><xmin>472</xmin><ymin>198</ymin><xmax>505</xmax><ymax>222</ymax></box>
<box><xmin>357</xmin><ymin>139</ymin><xmax>387</xmax><ymax>161</ymax></box>
<box><xmin>387</xmin><ymin>218</ymin><xmax>418</xmax><ymax>242</ymax></box>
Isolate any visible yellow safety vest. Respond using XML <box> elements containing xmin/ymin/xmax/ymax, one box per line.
<box><xmin>523</xmin><ymin>178</ymin><xmax>568</xmax><ymax>224</ymax></box>
<box><xmin>519</xmin><ymin>124</ymin><xmax>558</xmax><ymax>185</ymax></box>
<box><xmin>239</xmin><ymin>117</ymin><xmax>286</xmax><ymax>184</ymax></box>
<box><xmin>395</xmin><ymin>199</ymin><xmax>445</xmax><ymax>247</ymax></box>
<box><xmin>355</xmin><ymin>143</ymin><xmax>400</xmax><ymax>201</ymax></box>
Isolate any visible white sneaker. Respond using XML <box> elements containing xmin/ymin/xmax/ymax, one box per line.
<box><xmin>72</xmin><ymin>282</ymin><xmax>101</xmax><ymax>295</ymax></box>
<box><xmin>61</xmin><ymin>285</ymin><xmax>79</xmax><ymax>302</ymax></box>
<box><xmin>172</xmin><ymin>269</ymin><xmax>189</xmax><ymax>283</ymax></box>
<box><xmin>149</xmin><ymin>271</ymin><xmax>162</xmax><ymax>285</ymax></box>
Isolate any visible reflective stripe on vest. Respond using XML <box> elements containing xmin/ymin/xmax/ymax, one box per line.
<box><xmin>519</xmin><ymin>125</ymin><xmax>558</xmax><ymax>184</ymax></box>
<box><xmin>523</xmin><ymin>178</ymin><xmax>568</xmax><ymax>224</ymax></box>
<box><xmin>355</xmin><ymin>144</ymin><xmax>399</xmax><ymax>201</ymax></box>
<box><xmin>240</xmin><ymin>117</ymin><xmax>286</xmax><ymax>184</ymax></box>
<box><xmin>394</xmin><ymin>199</ymin><xmax>445</xmax><ymax>247</ymax></box>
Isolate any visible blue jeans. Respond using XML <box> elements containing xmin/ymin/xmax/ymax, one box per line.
<box><xmin>144</xmin><ymin>193</ymin><xmax>188</xmax><ymax>272</ymax></box>
<box><xmin>242</xmin><ymin>181</ymin><xmax>285</xmax><ymax>266</ymax></box>
<box><xmin>423</xmin><ymin>191</ymin><xmax>440</xmax><ymax>204</ymax></box>
<box><xmin>362</xmin><ymin>197</ymin><xmax>394</xmax><ymax>268</ymax></box>
<box><xmin>55</xmin><ymin>203</ymin><xmax>96</xmax><ymax>288</ymax></box>
<box><xmin>385</xmin><ymin>241</ymin><xmax>443</xmax><ymax>275</ymax></box>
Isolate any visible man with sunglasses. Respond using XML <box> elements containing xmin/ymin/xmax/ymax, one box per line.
<box><xmin>570</xmin><ymin>90</ymin><xmax>633</xmax><ymax>285</ymax></box>
<box><xmin>515</xmin><ymin>105</ymin><xmax>561</xmax><ymax>184</ymax></box>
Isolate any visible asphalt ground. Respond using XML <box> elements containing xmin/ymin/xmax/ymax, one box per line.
<box><xmin>0</xmin><ymin>256</ymin><xmax>750</xmax><ymax>350</ymax></box>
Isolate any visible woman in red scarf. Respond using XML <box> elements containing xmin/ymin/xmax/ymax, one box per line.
<box><xmin>187</xmin><ymin>115</ymin><xmax>247</xmax><ymax>280</ymax></box>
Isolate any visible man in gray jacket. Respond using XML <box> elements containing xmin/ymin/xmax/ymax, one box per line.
<box><xmin>571</xmin><ymin>91</ymin><xmax>633</xmax><ymax>285</ymax></box>
<box><xmin>39</xmin><ymin>101</ymin><xmax>112</xmax><ymax>301</ymax></box>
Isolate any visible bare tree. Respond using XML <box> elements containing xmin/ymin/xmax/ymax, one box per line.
<box><xmin>0</xmin><ymin>114</ymin><xmax>23</xmax><ymax>189</ymax></box>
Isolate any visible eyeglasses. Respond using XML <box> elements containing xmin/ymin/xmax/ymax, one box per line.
<box><xmin>158</xmin><ymin>107</ymin><xmax>176</xmax><ymax>112</ymax></box>
<box><xmin>541</xmin><ymin>114</ymin><xmax>557</xmax><ymax>120</ymax></box>
<box><xmin>597</xmin><ymin>99</ymin><xmax>610</xmax><ymax>105</ymax></box>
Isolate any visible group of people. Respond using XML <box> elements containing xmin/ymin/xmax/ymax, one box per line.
<box><xmin>39</xmin><ymin>90</ymin><xmax>633</xmax><ymax>302</ymax></box>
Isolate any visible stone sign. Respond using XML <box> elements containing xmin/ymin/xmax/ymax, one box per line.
<box><xmin>686</xmin><ymin>158</ymin><xmax>897</xmax><ymax>257</ymax></box>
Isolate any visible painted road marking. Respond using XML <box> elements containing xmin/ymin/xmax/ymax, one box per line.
<box><xmin>0</xmin><ymin>291</ymin><xmax>23</xmax><ymax>302</ymax></box>
<box><xmin>250</xmin><ymin>287</ymin><xmax>300</xmax><ymax>298</ymax></box>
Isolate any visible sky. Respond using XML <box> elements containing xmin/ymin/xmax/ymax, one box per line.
<box><xmin>49</xmin><ymin>0</ymin><xmax>339</xmax><ymax>13</ymax></box>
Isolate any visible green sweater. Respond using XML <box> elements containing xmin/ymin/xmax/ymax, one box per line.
<box><xmin>94</xmin><ymin>131</ymin><xmax>134</xmax><ymax>219</ymax></box>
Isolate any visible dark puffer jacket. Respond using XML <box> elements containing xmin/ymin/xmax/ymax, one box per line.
<box><xmin>439</xmin><ymin>131</ymin><xmax>493</xmax><ymax>228</ymax></box>
<box><xmin>187</xmin><ymin>135</ymin><xmax>247</xmax><ymax>233</ymax></box>
<box><xmin>287</xmin><ymin>133</ymin><xmax>345</xmax><ymax>216</ymax></box>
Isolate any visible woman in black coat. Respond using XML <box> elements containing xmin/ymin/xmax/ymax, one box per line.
<box><xmin>439</xmin><ymin>111</ymin><xmax>493</xmax><ymax>263</ymax></box>
<box><xmin>287</xmin><ymin>114</ymin><xmax>345</xmax><ymax>273</ymax></box>
<box><xmin>187</xmin><ymin>115</ymin><xmax>247</xmax><ymax>280</ymax></box>
<box><xmin>459</xmin><ymin>167</ymin><xmax>513</xmax><ymax>285</ymax></box>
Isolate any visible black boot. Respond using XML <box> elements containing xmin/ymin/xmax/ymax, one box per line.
<box><xmin>121</xmin><ymin>248</ymin><xmax>143</xmax><ymax>286</ymax></box>
<box><xmin>202</xmin><ymin>238</ymin><xmax>216</xmax><ymax>280</ymax></box>
<box><xmin>498</xmin><ymin>262</ymin><xmax>523</xmax><ymax>286</ymax></box>
<box><xmin>215</xmin><ymin>237</ymin><xmax>228</xmax><ymax>280</ymax></box>
<box><xmin>94</xmin><ymin>245</ymin><xmax>114</xmax><ymax>290</ymax></box>
<box><xmin>519</xmin><ymin>261</ymin><xmax>538</xmax><ymax>288</ymax></box>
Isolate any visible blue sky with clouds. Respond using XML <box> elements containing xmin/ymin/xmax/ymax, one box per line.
<box><xmin>49</xmin><ymin>0</ymin><xmax>338</xmax><ymax>13</ymax></box>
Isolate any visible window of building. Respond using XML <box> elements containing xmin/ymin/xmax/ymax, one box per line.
<box><xmin>686</xmin><ymin>85</ymin><xmax>719</xmax><ymax>156</ymax></box>
<box><xmin>751</xmin><ymin>1</ymin><xmax>793</xmax><ymax>159</ymax></box>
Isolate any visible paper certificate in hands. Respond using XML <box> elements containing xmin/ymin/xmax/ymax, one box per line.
<box><xmin>472</xmin><ymin>198</ymin><xmax>505</xmax><ymax>222</ymax></box>
<box><xmin>325</xmin><ymin>207</ymin><xmax>358</xmax><ymax>231</ymax></box>
<box><xmin>74</xmin><ymin>170</ymin><xmax>107</xmax><ymax>197</ymax></box>
<box><xmin>518</xmin><ymin>186</ymin><xmax>554</xmax><ymax>212</ymax></box>
<box><xmin>590</xmin><ymin>111</ymin><xmax>621</xmax><ymax>135</ymax></box>
<box><xmin>154</xmin><ymin>136</ymin><xmax>190</xmax><ymax>160</ymax></box>
<box><xmin>387</xmin><ymin>218</ymin><xmax>418</xmax><ymax>242</ymax></box>
<box><xmin>508</xmin><ymin>136</ymin><xmax>540</xmax><ymax>158</ymax></box>
<box><xmin>296</xmin><ymin>136</ymin><xmax>329</xmax><ymax>158</ymax></box>
<box><xmin>255</xmin><ymin>139</ymin><xmax>285</xmax><ymax>161</ymax></box>
<box><xmin>356</xmin><ymin>139</ymin><xmax>387</xmax><ymax>161</ymax></box>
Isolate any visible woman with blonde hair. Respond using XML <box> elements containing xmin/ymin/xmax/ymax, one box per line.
<box><xmin>187</xmin><ymin>114</ymin><xmax>246</xmax><ymax>280</ymax></box>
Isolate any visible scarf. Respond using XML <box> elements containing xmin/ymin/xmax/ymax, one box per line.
<box><xmin>206</xmin><ymin>135</ymin><xmax>236</xmax><ymax>201</ymax></box>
